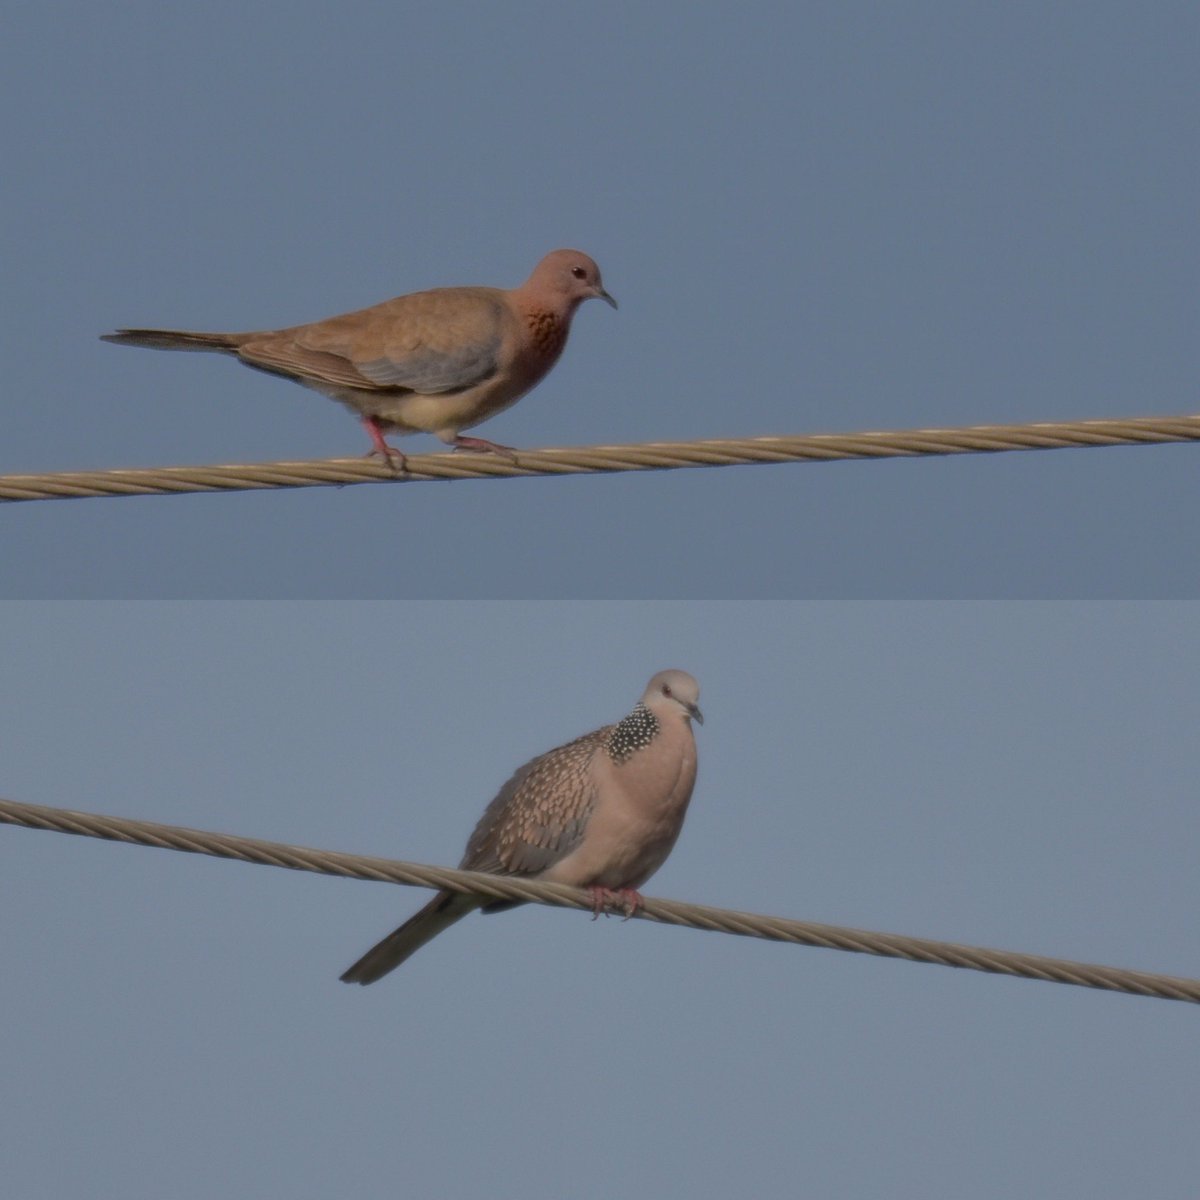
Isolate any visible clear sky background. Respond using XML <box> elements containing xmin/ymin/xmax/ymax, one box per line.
<box><xmin>2</xmin><ymin>4</ymin><xmax>1198</xmax><ymax>1198</ymax></box>
<box><xmin>2</xmin><ymin>2</ymin><xmax>1197</xmax><ymax>597</ymax></box>
<box><xmin>2</xmin><ymin>603</ymin><xmax>1197</xmax><ymax>1198</ymax></box>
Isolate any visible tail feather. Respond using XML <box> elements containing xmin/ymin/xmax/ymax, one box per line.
<box><xmin>339</xmin><ymin>890</ymin><xmax>480</xmax><ymax>985</ymax></box>
<box><xmin>100</xmin><ymin>328</ymin><xmax>245</xmax><ymax>353</ymax></box>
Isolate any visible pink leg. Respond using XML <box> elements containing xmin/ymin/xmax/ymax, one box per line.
<box><xmin>362</xmin><ymin>418</ymin><xmax>407</xmax><ymax>472</ymax></box>
<box><xmin>588</xmin><ymin>886</ymin><xmax>644</xmax><ymax>920</ymax></box>
<box><xmin>589</xmin><ymin>886</ymin><xmax>608</xmax><ymax>919</ymax></box>
<box><xmin>452</xmin><ymin>435</ymin><xmax>518</xmax><ymax>462</ymax></box>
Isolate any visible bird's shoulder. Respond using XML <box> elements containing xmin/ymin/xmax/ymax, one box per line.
<box><xmin>295</xmin><ymin>286</ymin><xmax>509</xmax><ymax>350</ymax></box>
<box><xmin>461</xmin><ymin>724</ymin><xmax>612</xmax><ymax>874</ymax></box>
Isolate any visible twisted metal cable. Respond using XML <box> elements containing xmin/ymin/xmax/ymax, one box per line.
<box><xmin>2</xmin><ymin>796</ymin><xmax>1196</xmax><ymax>1004</ymax></box>
<box><xmin>3</xmin><ymin>413</ymin><xmax>1198</xmax><ymax>502</ymax></box>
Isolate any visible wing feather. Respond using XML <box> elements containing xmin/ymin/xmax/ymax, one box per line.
<box><xmin>261</xmin><ymin>286</ymin><xmax>506</xmax><ymax>394</ymax></box>
<box><xmin>462</xmin><ymin>728</ymin><xmax>608</xmax><ymax>877</ymax></box>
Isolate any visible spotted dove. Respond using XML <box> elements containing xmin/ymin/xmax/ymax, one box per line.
<box><xmin>102</xmin><ymin>249</ymin><xmax>615</xmax><ymax>467</ymax></box>
<box><xmin>340</xmin><ymin>669</ymin><xmax>702</xmax><ymax>984</ymax></box>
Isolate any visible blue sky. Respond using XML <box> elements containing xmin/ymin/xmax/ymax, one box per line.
<box><xmin>2</xmin><ymin>1</ymin><xmax>1196</xmax><ymax>596</ymax></box>
<box><xmin>2</xmin><ymin>3</ymin><xmax>1198</xmax><ymax>1198</ymax></box>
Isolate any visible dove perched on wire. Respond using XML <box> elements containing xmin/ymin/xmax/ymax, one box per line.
<box><xmin>340</xmin><ymin>669</ymin><xmax>702</xmax><ymax>985</ymax></box>
<box><xmin>102</xmin><ymin>249</ymin><xmax>616</xmax><ymax>469</ymax></box>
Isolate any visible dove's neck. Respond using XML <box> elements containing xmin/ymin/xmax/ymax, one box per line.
<box><xmin>518</xmin><ymin>307</ymin><xmax>569</xmax><ymax>364</ymax></box>
<box><xmin>606</xmin><ymin>703</ymin><xmax>660</xmax><ymax>764</ymax></box>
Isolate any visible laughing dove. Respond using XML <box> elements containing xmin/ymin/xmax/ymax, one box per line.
<box><xmin>340</xmin><ymin>669</ymin><xmax>702</xmax><ymax>985</ymax></box>
<box><xmin>102</xmin><ymin>249</ymin><xmax>616</xmax><ymax>467</ymax></box>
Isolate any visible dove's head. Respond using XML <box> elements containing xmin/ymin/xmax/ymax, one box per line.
<box><xmin>642</xmin><ymin>670</ymin><xmax>703</xmax><ymax>726</ymax></box>
<box><xmin>526</xmin><ymin>249</ymin><xmax>617</xmax><ymax>313</ymax></box>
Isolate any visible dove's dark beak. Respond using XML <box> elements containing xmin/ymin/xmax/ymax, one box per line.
<box><xmin>687</xmin><ymin>703</ymin><xmax>703</xmax><ymax>726</ymax></box>
<box><xmin>597</xmin><ymin>288</ymin><xmax>618</xmax><ymax>310</ymax></box>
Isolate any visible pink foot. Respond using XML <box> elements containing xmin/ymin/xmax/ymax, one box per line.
<box><xmin>589</xmin><ymin>886</ymin><xmax>644</xmax><ymax>920</ymax></box>
<box><xmin>362</xmin><ymin>418</ymin><xmax>407</xmax><ymax>472</ymax></box>
<box><xmin>451</xmin><ymin>435</ymin><xmax>518</xmax><ymax>462</ymax></box>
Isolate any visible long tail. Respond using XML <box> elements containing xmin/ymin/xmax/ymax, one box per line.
<box><xmin>100</xmin><ymin>328</ymin><xmax>245</xmax><ymax>353</ymax></box>
<box><xmin>339</xmin><ymin>890</ymin><xmax>481</xmax><ymax>985</ymax></box>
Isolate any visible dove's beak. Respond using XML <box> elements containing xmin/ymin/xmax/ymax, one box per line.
<box><xmin>597</xmin><ymin>288</ymin><xmax>618</xmax><ymax>310</ymax></box>
<box><xmin>687</xmin><ymin>703</ymin><xmax>703</xmax><ymax>726</ymax></box>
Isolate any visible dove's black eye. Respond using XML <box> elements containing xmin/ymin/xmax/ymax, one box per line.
<box><xmin>571</xmin><ymin>266</ymin><xmax>587</xmax><ymax>279</ymax></box>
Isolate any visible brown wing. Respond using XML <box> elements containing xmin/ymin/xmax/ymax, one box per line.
<box><xmin>462</xmin><ymin>726</ymin><xmax>609</xmax><ymax>876</ymax></box>
<box><xmin>237</xmin><ymin>286</ymin><xmax>506</xmax><ymax>394</ymax></box>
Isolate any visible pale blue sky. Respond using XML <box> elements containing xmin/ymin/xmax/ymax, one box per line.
<box><xmin>2</xmin><ymin>1</ymin><xmax>1196</xmax><ymax>596</ymax></box>
<box><xmin>3</xmin><ymin>602</ymin><xmax>1198</xmax><ymax>1198</ymax></box>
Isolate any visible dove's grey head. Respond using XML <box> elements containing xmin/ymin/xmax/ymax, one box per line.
<box><xmin>524</xmin><ymin>249</ymin><xmax>617</xmax><ymax>312</ymax></box>
<box><xmin>642</xmin><ymin>669</ymin><xmax>703</xmax><ymax>726</ymax></box>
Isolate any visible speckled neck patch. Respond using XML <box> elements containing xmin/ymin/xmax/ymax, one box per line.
<box><xmin>607</xmin><ymin>703</ymin><xmax>659</xmax><ymax>763</ymax></box>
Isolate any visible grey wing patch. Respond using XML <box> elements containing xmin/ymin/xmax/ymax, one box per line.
<box><xmin>353</xmin><ymin>337</ymin><xmax>500</xmax><ymax>392</ymax></box>
<box><xmin>462</xmin><ymin>728</ymin><xmax>609</xmax><ymax>877</ymax></box>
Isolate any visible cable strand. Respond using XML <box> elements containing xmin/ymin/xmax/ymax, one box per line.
<box><xmin>3</xmin><ymin>412</ymin><xmax>1198</xmax><ymax>502</ymax></box>
<box><xmin>2</xmin><ymin>795</ymin><xmax>1195</xmax><ymax>1004</ymax></box>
